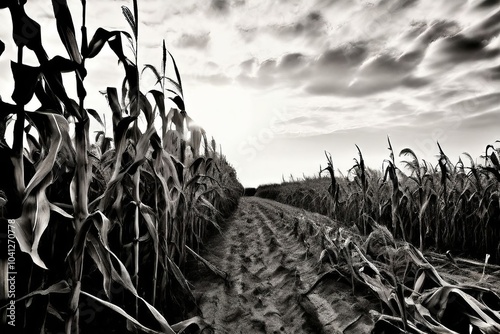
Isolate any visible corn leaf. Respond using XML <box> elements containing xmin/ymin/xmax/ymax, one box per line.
<box><xmin>25</xmin><ymin>112</ymin><xmax>72</xmax><ymax>198</ymax></box>
<box><xmin>41</xmin><ymin>69</ymin><xmax>81</xmax><ymax>119</ymax></box>
<box><xmin>70</xmin><ymin>119</ymin><xmax>91</xmax><ymax>227</ymax></box>
<box><xmin>51</xmin><ymin>0</ymin><xmax>82</xmax><ymax>64</ymax></box>
<box><xmin>147</xmin><ymin>89</ymin><xmax>165</xmax><ymax>126</ymax></box>
<box><xmin>168</xmin><ymin>51</ymin><xmax>183</xmax><ymax>97</ymax></box>
<box><xmin>122</xmin><ymin>59</ymin><xmax>139</xmax><ymax>103</ymax></box>
<box><xmin>107</xmin><ymin>31</ymin><xmax>128</xmax><ymax>63</ymax></box>
<box><xmin>14</xmin><ymin>112</ymin><xmax>73</xmax><ymax>269</ymax></box>
<box><xmin>70</xmin><ymin>211</ymin><xmax>138</xmax><ymax>296</ymax></box>
<box><xmin>169</xmin><ymin>95</ymin><xmax>185</xmax><ymax>112</ymax></box>
<box><xmin>137</xmin><ymin>202</ymin><xmax>159</xmax><ymax>263</ymax></box>
<box><xmin>49</xmin><ymin>202</ymin><xmax>73</xmax><ymax>219</ymax></box>
<box><xmin>130</xmin><ymin>91</ymin><xmax>153</xmax><ymax>126</ymax></box>
<box><xmin>142</xmin><ymin>64</ymin><xmax>161</xmax><ymax>83</ymax></box>
<box><xmin>15</xmin><ymin>173</ymin><xmax>52</xmax><ymax>269</ymax></box>
<box><xmin>0</xmin><ymin>99</ymin><xmax>18</xmax><ymax>117</ymax></box>
<box><xmin>168</xmin><ymin>108</ymin><xmax>184</xmax><ymax>133</ymax></box>
<box><xmin>87</xmin><ymin>108</ymin><xmax>104</xmax><ymax>128</ymax></box>
<box><xmin>171</xmin><ymin>316</ymin><xmax>209</xmax><ymax>333</ymax></box>
<box><xmin>11</xmin><ymin>61</ymin><xmax>41</xmax><ymax>105</ymax></box>
<box><xmin>85</xmin><ymin>28</ymin><xmax>120</xmax><ymax>59</ymax></box>
<box><xmin>33</xmin><ymin>80</ymin><xmax>63</xmax><ymax>114</ymax></box>
<box><xmin>0</xmin><ymin>281</ymin><xmax>70</xmax><ymax>311</ymax></box>
<box><xmin>186</xmin><ymin>245</ymin><xmax>228</xmax><ymax>281</ymax></box>
<box><xmin>80</xmin><ymin>291</ymin><xmax>172</xmax><ymax>334</ymax></box>
<box><xmin>166</xmin><ymin>256</ymin><xmax>197</xmax><ymax>307</ymax></box>
<box><xmin>43</xmin><ymin>56</ymin><xmax>83</xmax><ymax>74</ymax></box>
<box><xmin>9</xmin><ymin>7</ymin><xmax>44</xmax><ymax>54</ymax></box>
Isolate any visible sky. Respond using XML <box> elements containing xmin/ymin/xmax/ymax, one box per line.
<box><xmin>1</xmin><ymin>0</ymin><xmax>500</xmax><ymax>187</ymax></box>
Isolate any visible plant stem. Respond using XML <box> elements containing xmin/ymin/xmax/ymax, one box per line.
<box><xmin>133</xmin><ymin>168</ymin><xmax>141</xmax><ymax>320</ymax></box>
<box><xmin>12</xmin><ymin>45</ymin><xmax>25</xmax><ymax>198</ymax></box>
<box><xmin>67</xmin><ymin>4</ymin><xmax>90</xmax><ymax>330</ymax></box>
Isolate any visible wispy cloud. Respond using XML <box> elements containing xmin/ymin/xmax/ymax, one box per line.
<box><xmin>174</xmin><ymin>32</ymin><xmax>211</xmax><ymax>49</ymax></box>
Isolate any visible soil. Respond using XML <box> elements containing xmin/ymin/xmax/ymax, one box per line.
<box><xmin>187</xmin><ymin>197</ymin><xmax>500</xmax><ymax>334</ymax></box>
<box><xmin>188</xmin><ymin>197</ymin><xmax>378</xmax><ymax>333</ymax></box>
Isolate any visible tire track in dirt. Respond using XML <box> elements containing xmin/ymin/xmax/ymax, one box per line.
<box><xmin>189</xmin><ymin>197</ymin><xmax>377</xmax><ymax>333</ymax></box>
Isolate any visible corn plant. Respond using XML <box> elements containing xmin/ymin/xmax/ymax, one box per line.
<box><xmin>320</xmin><ymin>151</ymin><xmax>340</xmax><ymax>219</ymax></box>
<box><xmin>349</xmin><ymin>145</ymin><xmax>370</xmax><ymax>234</ymax></box>
<box><xmin>382</xmin><ymin>137</ymin><xmax>405</xmax><ymax>241</ymax></box>
<box><xmin>399</xmin><ymin>148</ymin><xmax>432</xmax><ymax>251</ymax></box>
<box><xmin>0</xmin><ymin>1</ymin><xmax>241</xmax><ymax>333</ymax></box>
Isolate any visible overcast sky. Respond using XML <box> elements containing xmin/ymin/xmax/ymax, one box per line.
<box><xmin>1</xmin><ymin>0</ymin><xmax>500</xmax><ymax>187</ymax></box>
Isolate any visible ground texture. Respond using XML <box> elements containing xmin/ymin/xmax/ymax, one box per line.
<box><xmin>188</xmin><ymin>197</ymin><xmax>500</xmax><ymax>334</ymax></box>
<box><xmin>188</xmin><ymin>197</ymin><xmax>377</xmax><ymax>333</ymax></box>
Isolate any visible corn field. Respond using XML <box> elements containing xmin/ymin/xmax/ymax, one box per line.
<box><xmin>256</xmin><ymin>137</ymin><xmax>500</xmax><ymax>264</ymax></box>
<box><xmin>255</xmin><ymin>138</ymin><xmax>500</xmax><ymax>333</ymax></box>
<box><xmin>1</xmin><ymin>1</ymin><xmax>499</xmax><ymax>333</ymax></box>
<box><xmin>0</xmin><ymin>1</ymin><xmax>242</xmax><ymax>333</ymax></box>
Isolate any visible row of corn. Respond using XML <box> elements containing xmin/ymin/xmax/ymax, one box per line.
<box><xmin>0</xmin><ymin>1</ymin><xmax>241</xmax><ymax>333</ymax></box>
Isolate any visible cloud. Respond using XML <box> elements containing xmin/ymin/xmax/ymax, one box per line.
<box><xmin>184</xmin><ymin>60</ymin><xmax>232</xmax><ymax>85</ymax></box>
<box><xmin>239</xmin><ymin>58</ymin><xmax>257</xmax><ymax>73</ymax></box>
<box><xmin>174</xmin><ymin>32</ymin><xmax>211</xmax><ymax>49</ymax></box>
<box><xmin>237</xmin><ymin>54</ymin><xmax>306</xmax><ymax>87</ymax></box>
<box><xmin>222</xmin><ymin>1</ymin><xmax>500</xmax><ymax>100</ymax></box>
<box><xmin>192</xmin><ymin>73</ymin><xmax>232</xmax><ymax>85</ymax></box>
<box><xmin>446</xmin><ymin>92</ymin><xmax>500</xmax><ymax>115</ymax></box>
<box><xmin>316</xmin><ymin>44</ymin><xmax>368</xmax><ymax>71</ymax></box>
<box><xmin>277</xmin><ymin>115</ymin><xmax>328</xmax><ymax>129</ymax></box>
<box><xmin>474</xmin><ymin>0</ymin><xmax>500</xmax><ymax>8</ymax></box>
<box><xmin>385</xmin><ymin>0</ymin><xmax>420</xmax><ymax>12</ymax></box>
<box><xmin>258</xmin><ymin>58</ymin><xmax>277</xmax><ymax>73</ymax></box>
<box><xmin>404</xmin><ymin>20</ymin><xmax>460</xmax><ymax>51</ymax></box>
<box><xmin>305</xmin><ymin>46</ymin><xmax>427</xmax><ymax>96</ymax></box>
<box><xmin>236</xmin><ymin>43</ymin><xmax>368</xmax><ymax>92</ymax></box>
<box><xmin>237</xmin><ymin>26</ymin><xmax>257</xmax><ymax>42</ymax></box>
<box><xmin>483</xmin><ymin>64</ymin><xmax>500</xmax><ymax>80</ymax></box>
<box><xmin>468</xmin><ymin>7</ymin><xmax>500</xmax><ymax>40</ymax></box>
<box><xmin>210</xmin><ymin>0</ymin><xmax>229</xmax><ymax>13</ymax></box>
<box><xmin>232</xmin><ymin>7</ymin><xmax>332</xmax><ymax>48</ymax></box>
<box><xmin>430</xmin><ymin>34</ymin><xmax>500</xmax><ymax>65</ymax></box>
<box><xmin>278</xmin><ymin>53</ymin><xmax>305</xmax><ymax>70</ymax></box>
<box><xmin>273</xmin><ymin>11</ymin><xmax>328</xmax><ymax>39</ymax></box>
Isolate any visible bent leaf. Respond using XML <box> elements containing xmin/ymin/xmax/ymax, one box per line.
<box><xmin>25</xmin><ymin>112</ymin><xmax>73</xmax><ymax>198</ymax></box>
<box><xmin>15</xmin><ymin>173</ymin><xmax>52</xmax><ymax>270</ymax></box>
<box><xmin>15</xmin><ymin>112</ymin><xmax>72</xmax><ymax>270</ymax></box>
<box><xmin>11</xmin><ymin>61</ymin><xmax>41</xmax><ymax>105</ymax></box>
<box><xmin>80</xmin><ymin>291</ymin><xmax>171</xmax><ymax>334</ymax></box>
<box><xmin>85</xmin><ymin>28</ymin><xmax>120</xmax><ymax>59</ymax></box>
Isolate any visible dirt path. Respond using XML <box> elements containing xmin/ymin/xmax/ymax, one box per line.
<box><xmin>188</xmin><ymin>197</ymin><xmax>377</xmax><ymax>334</ymax></box>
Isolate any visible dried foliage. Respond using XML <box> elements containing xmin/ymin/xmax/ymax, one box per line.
<box><xmin>320</xmin><ymin>223</ymin><xmax>500</xmax><ymax>333</ymax></box>
<box><xmin>257</xmin><ymin>141</ymin><xmax>500</xmax><ymax>332</ymax></box>
<box><xmin>256</xmin><ymin>142</ymin><xmax>500</xmax><ymax>264</ymax></box>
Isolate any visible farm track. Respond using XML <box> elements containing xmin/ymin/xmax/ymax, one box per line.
<box><xmin>188</xmin><ymin>197</ymin><xmax>376</xmax><ymax>334</ymax></box>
